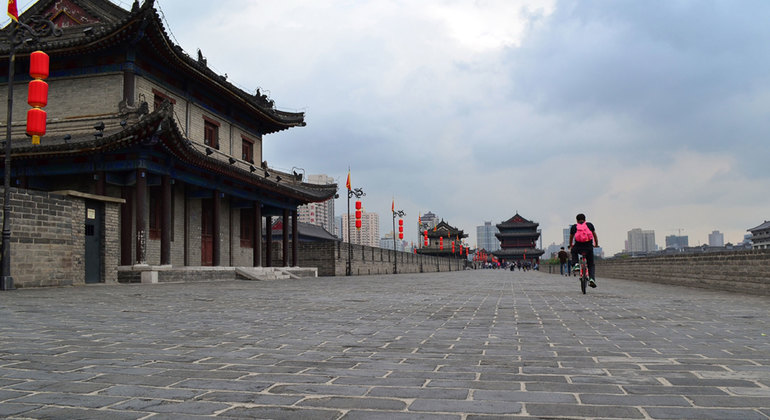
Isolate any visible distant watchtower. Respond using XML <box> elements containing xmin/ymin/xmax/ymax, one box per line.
<box><xmin>493</xmin><ymin>213</ymin><xmax>544</xmax><ymax>263</ymax></box>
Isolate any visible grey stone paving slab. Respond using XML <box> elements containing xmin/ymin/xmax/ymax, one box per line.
<box><xmin>20</xmin><ymin>406</ymin><xmax>146</xmax><ymax>420</ymax></box>
<box><xmin>409</xmin><ymin>398</ymin><xmax>522</xmax><ymax>415</ymax></box>
<box><xmin>0</xmin><ymin>270</ymin><xmax>768</xmax><ymax>418</ymax></box>
<box><xmin>643</xmin><ymin>406</ymin><xmax>768</xmax><ymax>420</ymax></box>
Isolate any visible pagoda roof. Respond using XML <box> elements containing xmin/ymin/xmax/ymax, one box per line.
<box><xmin>748</xmin><ymin>221</ymin><xmax>770</xmax><ymax>232</ymax></box>
<box><xmin>426</xmin><ymin>219</ymin><xmax>467</xmax><ymax>239</ymax></box>
<box><xmin>497</xmin><ymin>213</ymin><xmax>539</xmax><ymax>229</ymax></box>
<box><xmin>3</xmin><ymin>102</ymin><xmax>336</xmax><ymax>205</ymax></box>
<box><xmin>496</xmin><ymin>231</ymin><xmax>540</xmax><ymax>239</ymax></box>
<box><xmin>1</xmin><ymin>0</ymin><xmax>304</xmax><ymax>134</ymax></box>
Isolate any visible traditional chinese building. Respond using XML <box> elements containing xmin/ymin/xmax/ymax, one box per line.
<box><xmin>493</xmin><ymin>213</ymin><xmax>544</xmax><ymax>263</ymax></box>
<box><xmin>417</xmin><ymin>219</ymin><xmax>468</xmax><ymax>258</ymax></box>
<box><xmin>0</xmin><ymin>0</ymin><xmax>336</xmax><ymax>287</ymax></box>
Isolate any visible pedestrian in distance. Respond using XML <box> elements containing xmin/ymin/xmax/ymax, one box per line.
<box><xmin>557</xmin><ymin>247</ymin><xmax>569</xmax><ymax>276</ymax></box>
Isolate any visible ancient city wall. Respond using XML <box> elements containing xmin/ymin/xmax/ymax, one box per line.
<box><xmin>592</xmin><ymin>250</ymin><xmax>770</xmax><ymax>296</ymax></box>
<box><xmin>281</xmin><ymin>241</ymin><xmax>465</xmax><ymax>276</ymax></box>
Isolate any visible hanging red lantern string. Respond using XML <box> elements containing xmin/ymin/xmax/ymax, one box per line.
<box><xmin>26</xmin><ymin>51</ymin><xmax>50</xmax><ymax>145</ymax></box>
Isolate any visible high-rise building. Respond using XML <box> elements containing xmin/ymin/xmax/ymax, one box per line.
<box><xmin>708</xmin><ymin>230</ymin><xmax>724</xmax><ymax>247</ymax></box>
<box><xmin>420</xmin><ymin>211</ymin><xmax>439</xmax><ymax>230</ymax></box>
<box><xmin>626</xmin><ymin>228</ymin><xmax>656</xmax><ymax>253</ymax></box>
<box><xmin>665</xmin><ymin>235</ymin><xmax>689</xmax><ymax>249</ymax></box>
<box><xmin>476</xmin><ymin>221</ymin><xmax>500</xmax><ymax>251</ymax></box>
<box><xmin>341</xmin><ymin>211</ymin><xmax>379</xmax><ymax>247</ymax></box>
<box><xmin>380</xmin><ymin>232</ymin><xmax>407</xmax><ymax>252</ymax></box>
<box><xmin>563</xmin><ymin>227</ymin><xmax>571</xmax><ymax>248</ymax></box>
<box><xmin>297</xmin><ymin>174</ymin><xmax>336</xmax><ymax>236</ymax></box>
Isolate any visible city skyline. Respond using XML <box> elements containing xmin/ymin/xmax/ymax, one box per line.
<box><xmin>114</xmin><ymin>0</ymin><xmax>770</xmax><ymax>255</ymax></box>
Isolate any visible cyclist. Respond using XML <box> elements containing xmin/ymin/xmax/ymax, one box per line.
<box><xmin>569</xmin><ymin>213</ymin><xmax>598</xmax><ymax>288</ymax></box>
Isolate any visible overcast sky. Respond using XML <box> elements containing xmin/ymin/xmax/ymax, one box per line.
<box><xmin>16</xmin><ymin>0</ymin><xmax>770</xmax><ymax>254</ymax></box>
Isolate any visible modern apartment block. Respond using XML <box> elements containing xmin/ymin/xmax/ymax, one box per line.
<box><xmin>708</xmin><ymin>230</ymin><xmax>725</xmax><ymax>247</ymax></box>
<box><xmin>297</xmin><ymin>174</ymin><xmax>336</xmax><ymax>236</ymax></box>
<box><xmin>626</xmin><ymin>228</ymin><xmax>657</xmax><ymax>253</ymax></box>
<box><xmin>341</xmin><ymin>211</ymin><xmax>380</xmax><ymax>247</ymax></box>
<box><xmin>476</xmin><ymin>221</ymin><xmax>500</xmax><ymax>251</ymax></box>
<box><xmin>665</xmin><ymin>235</ymin><xmax>689</xmax><ymax>250</ymax></box>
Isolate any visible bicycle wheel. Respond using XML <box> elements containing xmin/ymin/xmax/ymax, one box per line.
<box><xmin>580</xmin><ymin>274</ymin><xmax>587</xmax><ymax>294</ymax></box>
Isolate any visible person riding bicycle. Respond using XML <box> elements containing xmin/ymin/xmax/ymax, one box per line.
<box><xmin>569</xmin><ymin>213</ymin><xmax>598</xmax><ymax>288</ymax></box>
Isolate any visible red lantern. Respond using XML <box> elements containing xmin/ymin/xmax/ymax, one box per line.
<box><xmin>424</xmin><ymin>238</ymin><xmax>428</xmax><ymax>246</ymax></box>
<box><xmin>27</xmin><ymin>51</ymin><xmax>50</xmax><ymax>145</ymax></box>
<box><xmin>30</xmin><ymin>51</ymin><xmax>50</xmax><ymax>80</ymax></box>
<box><xmin>354</xmin><ymin>200</ymin><xmax>362</xmax><ymax>230</ymax></box>
<box><xmin>452</xmin><ymin>241</ymin><xmax>455</xmax><ymax>253</ymax></box>
<box><xmin>26</xmin><ymin>108</ymin><xmax>46</xmax><ymax>144</ymax></box>
<box><xmin>439</xmin><ymin>237</ymin><xmax>443</xmax><ymax>250</ymax></box>
<box><xmin>27</xmin><ymin>80</ymin><xmax>48</xmax><ymax>108</ymax></box>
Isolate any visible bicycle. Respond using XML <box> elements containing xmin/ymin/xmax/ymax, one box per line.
<box><xmin>574</xmin><ymin>252</ymin><xmax>590</xmax><ymax>294</ymax></box>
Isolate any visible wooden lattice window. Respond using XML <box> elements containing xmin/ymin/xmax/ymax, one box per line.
<box><xmin>203</xmin><ymin>116</ymin><xmax>220</xmax><ymax>149</ymax></box>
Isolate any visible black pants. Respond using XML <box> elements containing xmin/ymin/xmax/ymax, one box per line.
<box><xmin>571</xmin><ymin>242</ymin><xmax>595</xmax><ymax>279</ymax></box>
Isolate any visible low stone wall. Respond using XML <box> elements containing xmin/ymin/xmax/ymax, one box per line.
<box><xmin>542</xmin><ymin>250</ymin><xmax>770</xmax><ymax>295</ymax></box>
<box><xmin>293</xmin><ymin>241</ymin><xmax>465</xmax><ymax>276</ymax></box>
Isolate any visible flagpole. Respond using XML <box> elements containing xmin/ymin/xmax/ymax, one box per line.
<box><xmin>345</xmin><ymin>168</ymin><xmax>364</xmax><ymax>276</ymax></box>
<box><xmin>1</xmin><ymin>21</ymin><xmax>17</xmax><ymax>290</ymax></box>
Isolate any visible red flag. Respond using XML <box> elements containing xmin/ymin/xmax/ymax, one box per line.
<box><xmin>391</xmin><ymin>199</ymin><xmax>394</xmax><ymax>213</ymax></box>
<box><xmin>345</xmin><ymin>171</ymin><xmax>351</xmax><ymax>190</ymax></box>
<box><xmin>8</xmin><ymin>0</ymin><xmax>19</xmax><ymax>21</ymax></box>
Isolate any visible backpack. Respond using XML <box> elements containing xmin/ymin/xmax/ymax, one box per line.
<box><xmin>574</xmin><ymin>222</ymin><xmax>594</xmax><ymax>243</ymax></box>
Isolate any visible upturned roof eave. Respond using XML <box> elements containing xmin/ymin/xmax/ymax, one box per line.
<box><xmin>3</xmin><ymin>107</ymin><xmax>335</xmax><ymax>204</ymax></box>
<box><xmin>1</xmin><ymin>0</ymin><xmax>305</xmax><ymax>134</ymax></box>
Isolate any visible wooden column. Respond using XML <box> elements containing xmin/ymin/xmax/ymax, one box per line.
<box><xmin>183</xmin><ymin>185</ymin><xmax>189</xmax><ymax>266</ymax></box>
<box><xmin>265</xmin><ymin>216</ymin><xmax>273</xmax><ymax>267</ymax></box>
<box><xmin>282</xmin><ymin>209</ymin><xmax>290</xmax><ymax>267</ymax></box>
<box><xmin>213</xmin><ymin>190</ymin><xmax>221</xmax><ymax>266</ymax></box>
<box><xmin>253</xmin><ymin>202</ymin><xmax>262</xmax><ymax>267</ymax></box>
<box><xmin>292</xmin><ymin>209</ymin><xmax>298</xmax><ymax>267</ymax></box>
<box><xmin>135</xmin><ymin>169</ymin><xmax>146</xmax><ymax>264</ymax></box>
<box><xmin>160</xmin><ymin>175</ymin><xmax>171</xmax><ymax>265</ymax></box>
<box><xmin>120</xmin><ymin>187</ymin><xmax>132</xmax><ymax>265</ymax></box>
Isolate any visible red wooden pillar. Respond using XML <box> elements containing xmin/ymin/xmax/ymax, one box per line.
<box><xmin>160</xmin><ymin>175</ymin><xmax>171</xmax><ymax>265</ymax></box>
<box><xmin>213</xmin><ymin>190</ymin><xmax>221</xmax><ymax>266</ymax></box>
<box><xmin>291</xmin><ymin>209</ymin><xmax>298</xmax><ymax>267</ymax></box>
<box><xmin>253</xmin><ymin>202</ymin><xmax>262</xmax><ymax>267</ymax></box>
<box><xmin>282</xmin><ymin>209</ymin><xmax>289</xmax><ymax>267</ymax></box>
<box><xmin>265</xmin><ymin>216</ymin><xmax>273</xmax><ymax>267</ymax></box>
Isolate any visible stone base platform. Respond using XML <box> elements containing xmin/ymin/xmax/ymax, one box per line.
<box><xmin>117</xmin><ymin>265</ymin><xmax>318</xmax><ymax>284</ymax></box>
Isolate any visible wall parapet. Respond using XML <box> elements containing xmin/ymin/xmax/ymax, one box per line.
<box><xmin>591</xmin><ymin>250</ymin><xmax>770</xmax><ymax>295</ymax></box>
<box><xmin>289</xmin><ymin>241</ymin><xmax>465</xmax><ymax>276</ymax></box>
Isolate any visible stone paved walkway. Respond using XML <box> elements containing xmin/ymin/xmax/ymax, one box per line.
<box><xmin>0</xmin><ymin>270</ymin><xmax>769</xmax><ymax>419</ymax></box>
